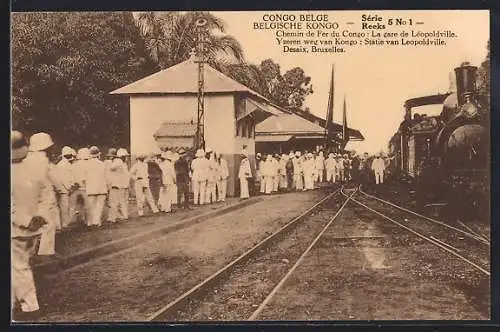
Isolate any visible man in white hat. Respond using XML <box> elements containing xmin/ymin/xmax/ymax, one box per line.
<box><xmin>83</xmin><ymin>146</ymin><xmax>108</xmax><ymax>227</ymax></box>
<box><xmin>303</xmin><ymin>153</ymin><xmax>315</xmax><ymax>190</ymax></box>
<box><xmin>315</xmin><ymin>150</ymin><xmax>325</xmax><ymax>183</ymax></box>
<box><xmin>72</xmin><ymin>147</ymin><xmax>90</xmax><ymax>225</ymax></box>
<box><xmin>292</xmin><ymin>151</ymin><xmax>303</xmax><ymax>190</ymax></box>
<box><xmin>278</xmin><ymin>154</ymin><xmax>288</xmax><ymax>191</ymax></box>
<box><xmin>114</xmin><ymin>148</ymin><xmax>130</xmax><ymax>220</ymax></box>
<box><xmin>54</xmin><ymin>146</ymin><xmax>77</xmax><ymax>229</ymax></box>
<box><xmin>205</xmin><ymin>149</ymin><xmax>217</xmax><ymax>204</ymax></box>
<box><xmin>238</xmin><ymin>152</ymin><xmax>252</xmax><ymax>199</ymax></box>
<box><xmin>261</xmin><ymin>154</ymin><xmax>275</xmax><ymax>194</ymax></box>
<box><xmin>216</xmin><ymin>153</ymin><xmax>229</xmax><ymax>202</ymax></box>
<box><xmin>23</xmin><ymin>132</ymin><xmax>60</xmax><ymax>257</ymax></box>
<box><xmin>11</xmin><ymin>131</ymin><xmax>48</xmax><ymax>320</ymax></box>
<box><xmin>256</xmin><ymin>152</ymin><xmax>265</xmax><ymax>194</ymax></box>
<box><xmin>130</xmin><ymin>153</ymin><xmax>159</xmax><ymax>216</ymax></box>
<box><xmin>158</xmin><ymin>151</ymin><xmax>176</xmax><ymax>213</ymax></box>
<box><xmin>107</xmin><ymin>148</ymin><xmax>130</xmax><ymax>223</ymax></box>
<box><xmin>191</xmin><ymin>149</ymin><xmax>208</xmax><ymax>205</ymax></box>
<box><xmin>325</xmin><ymin>152</ymin><xmax>336</xmax><ymax>184</ymax></box>
<box><xmin>371</xmin><ymin>153</ymin><xmax>386</xmax><ymax>185</ymax></box>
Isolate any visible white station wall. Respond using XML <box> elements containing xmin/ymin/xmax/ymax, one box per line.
<box><xmin>130</xmin><ymin>94</ymin><xmax>236</xmax><ymax>156</ymax></box>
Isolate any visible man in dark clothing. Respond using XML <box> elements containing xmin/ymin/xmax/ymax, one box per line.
<box><xmin>351</xmin><ymin>156</ymin><xmax>360</xmax><ymax>184</ymax></box>
<box><xmin>147</xmin><ymin>153</ymin><xmax>163</xmax><ymax>204</ymax></box>
<box><xmin>174</xmin><ymin>148</ymin><xmax>190</xmax><ymax>209</ymax></box>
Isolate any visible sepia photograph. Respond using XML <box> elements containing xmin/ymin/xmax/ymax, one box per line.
<box><xmin>10</xmin><ymin>10</ymin><xmax>490</xmax><ymax>323</ymax></box>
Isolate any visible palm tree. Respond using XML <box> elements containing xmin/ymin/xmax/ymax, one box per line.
<box><xmin>135</xmin><ymin>11</ymin><xmax>245</xmax><ymax>70</ymax></box>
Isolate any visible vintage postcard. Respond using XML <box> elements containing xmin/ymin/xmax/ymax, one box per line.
<box><xmin>10</xmin><ymin>10</ymin><xmax>490</xmax><ymax>322</ymax></box>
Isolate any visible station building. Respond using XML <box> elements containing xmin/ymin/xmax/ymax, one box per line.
<box><xmin>256</xmin><ymin>108</ymin><xmax>364</xmax><ymax>154</ymax></box>
<box><xmin>111</xmin><ymin>54</ymin><xmax>282</xmax><ymax>196</ymax></box>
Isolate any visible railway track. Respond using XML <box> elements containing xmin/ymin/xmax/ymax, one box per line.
<box><xmin>359</xmin><ymin>189</ymin><xmax>490</xmax><ymax>246</ymax></box>
<box><xmin>348</xmin><ymin>188</ymin><xmax>490</xmax><ymax>277</ymax></box>
<box><xmin>148</xmin><ymin>186</ymin><xmax>355</xmax><ymax>321</ymax></box>
<box><xmin>249</xmin><ymin>186</ymin><xmax>489</xmax><ymax>320</ymax></box>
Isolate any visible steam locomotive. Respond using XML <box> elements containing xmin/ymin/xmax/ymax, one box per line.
<box><xmin>389</xmin><ymin>63</ymin><xmax>489</xmax><ymax>222</ymax></box>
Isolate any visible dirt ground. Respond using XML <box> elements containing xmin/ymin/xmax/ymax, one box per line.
<box><xmin>257</xmin><ymin>198</ymin><xmax>490</xmax><ymax>320</ymax></box>
<box><xmin>34</xmin><ymin>189</ymin><xmax>327</xmax><ymax>322</ymax></box>
<box><xmin>53</xmin><ymin>196</ymin><xmax>260</xmax><ymax>256</ymax></box>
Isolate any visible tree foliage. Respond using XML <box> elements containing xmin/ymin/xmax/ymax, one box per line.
<box><xmin>11</xmin><ymin>12</ymin><xmax>157</xmax><ymax>147</ymax></box>
<box><xmin>135</xmin><ymin>11</ymin><xmax>244</xmax><ymax>71</ymax></box>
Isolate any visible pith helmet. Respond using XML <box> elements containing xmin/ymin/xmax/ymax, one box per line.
<box><xmin>11</xmin><ymin>130</ymin><xmax>28</xmax><ymax>160</ymax></box>
<box><xmin>164</xmin><ymin>150</ymin><xmax>174</xmax><ymax>160</ymax></box>
<box><xmin>117</xmin><ymin>148</ymin><xmax>129</xmax><ymax>157</ymax></box>
<box><xmin>195</xmin><ymin>149</ymin><xmax>205</xmax><ymax>158</ymax></box>
<box><xmin>29</xmin><ymin>132</ymin><xmax>54</xmax><ymax>152</ymax></box>
<box><xmin>77</xmin><ymin>148</ymin><xmax>90</xmax><ymax>160</ymax></box>
<box><xmin>107</xmin><ymin>148</ymin><xmax>117</xmax><ymax>157</ymax></box>
<box><xmin>61</xmin><ymin>146</ymin><xmax>73</xmax><ymax>156</ymax></box>
<box><xmin>89</xmin><ymin>146</ymin><xmax>100</xmax><ymax>156</ymax></box>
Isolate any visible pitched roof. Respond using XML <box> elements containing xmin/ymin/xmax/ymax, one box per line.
<box><xmin>256</xmin><ymin>113</ymin><xmax>327</xmax><ymax>135</ymax></box>
<box><xmin>153</xmin><ymin>122</ymin><xmax>197</xmax><ymax>138</ymax></box>
<box><xmin>110</xmin><ymin>55</ymin><xmax>267</xmax><ymax>100</ymax></box>
<box><xmin>288</xmin><ymin>108</ymin><xmax>364</xmax><ymax>140</ymax></box>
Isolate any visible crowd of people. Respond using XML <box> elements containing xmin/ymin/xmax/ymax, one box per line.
<box><xmin>252</xmin><ymin>150</ymin><xmax>389</xmax><ymax>195</ymax></box>
<box><xmin>11</xmin><ymin>129</ymin><xmax>391</xmax><ymax>320</ymax></box>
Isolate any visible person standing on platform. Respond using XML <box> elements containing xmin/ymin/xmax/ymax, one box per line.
<box><xmin>257</xmin><ymin>153</ymin><xmax>265</xmax><ymax>195</ymax></box>
<box><xmin>261</xmin><ymin>154</ymin><xmax>274</xmax><ymax>194</ymax></box>
<box><xmin>315</xmin><ymin>151</ymin><xmax>325</xmax><ymax>184</ymax></box>
<box><xmin>107</xmin><ymin>148</ymin><xmax>129</xmax><ymax>223</ymax></box>
<box><xmin>303</xmin><ymin>153</ymin><xmax>315</xmax><ymax>190</ymax></box>
<box><xmin>147</xmin><ymin>152</ymin><xmax>163</xmax><ymax>207</ymax></box>
<box><xmin>292</xmin><ymin>151</ymin><xmax>303</xmax><ymax>190</ymax></box>
<box><xmin>130</xmin><ymin>153</ymin><xmax>159</xmax><ymax>216</ymax></box>
<box><xmin>238</xmin><ymin>153</ymin><xmax>252</xmax><ymax>199</ymax></box>
<box><xmin>24</xmin><ymin>132</ymin><xmax>60</xmax><ymax>257</ymax></box>
<box><xmin>191</xmin><ymin>149</ymin><xmax>208</xmax><ymax>205</ymax></box>
<box><xmin>285</xmin><ymin>152</ymin><xmax>294</xmax><ymax>191</ymax></box>
<box><xmin>205</xmin><ymin>149</ymin><xmax>217</xmax><ymax>204</ymax></box>
<box><xmin>158</xmin><ymin>151</ymin><xmax>176</xmax><ymax>213</ymax></box>
<box><xmin>73</xmin><ymin>148</ymin><xmax>90</xmax><ymax>226</ymax></box>
<box><xmin>11</xmin><ymin>131</ymin><xmax>48</xmax><ymax>321</ymax></box>
<box><xmin>351</xmin><ymin>154</ymin><xmax>360</xmax><ymax>184</ymax></box>
<box><xmin>115</xmin><ymin>148</ymin><xmax>130</xmax><ymax>221</ymax></box>
<box><xmin>278</xmin><ymin>154</ymin><xmax>288</xmax><ymax>191</ymax></box>
<box><xmin>371</xmin><ymin>154</ymin><xmax>386</xmax><ymax>185</ymax></box>
<box><xmin>216</xmin><ymin>153</ymin><xmax>229</xmax><ymax>202</ymax></box>
<box><xmin>55</xmin><ymin>146</ymin><xmax>77</xmax><ymax>230</ymax></box>
<box><xmin>174</xmin><ymin>148</ymin><xmax>191</xmax><ymax>209</ymax></box>
<box><xmin>325</xmin><ymin>153</ymin><xmax>336</xmax><ymax>183</ymax></box>
<box><xmin>336</xmin><ymin>154</ymin><xmax>345</xmax><ymax>183</ymax></box>
<box><xmin>84</xmin><ymin>146</ymin><xmax>108</xmax><ymax>227</ymax></box>
<box><xmin>272</xmin><ymin>154</ymin><xmax>280</xmax><ymax>193</ymax></box>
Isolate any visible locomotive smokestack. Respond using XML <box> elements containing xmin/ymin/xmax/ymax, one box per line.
<box><xmin>454</xmin><ymin>62</ymin><xmax>478</xmax><ymax>106</ymax></box>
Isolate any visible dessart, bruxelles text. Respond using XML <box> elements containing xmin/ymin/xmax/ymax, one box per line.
<box><xmin>253</xmin><ymin>13</ymin><xmax>339</xmax><ymax>30</ymax></box>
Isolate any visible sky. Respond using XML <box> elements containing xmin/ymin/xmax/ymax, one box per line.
<box><xmin>215</xmin><ymin>10</ymin><xmax>489</xmax><ymax>154</ymax></box>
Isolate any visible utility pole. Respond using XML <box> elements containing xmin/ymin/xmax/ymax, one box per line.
<box><xmin>194</xmin><ymin>18</ymin><xmax>208</xmax><ymax>151</ymax></box>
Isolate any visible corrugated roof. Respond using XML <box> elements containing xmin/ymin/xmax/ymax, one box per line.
<box><xmin>154</xmin><ymin>122</ymin><xmax>197</xmax><ymax>138</ymax></box>
<box><xmin>256</xmin><ymin>113</ymin><xmax>327</xmax><ymax>135</ymax></box>
<box><xmin>111</xmin><ymin>55</ymin><xmax>267</xmax><ymax>100</ymax></box>
<box><xmin>256</xmin><ymin>135</ymin><xmax>294</xmax><ymax>142</ymax></box>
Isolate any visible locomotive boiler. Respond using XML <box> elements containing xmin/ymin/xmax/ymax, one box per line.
<box><xmin>390</xmin><ymin>63</ymin><xmax>489</xmax><ymax>222</ymax></box>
